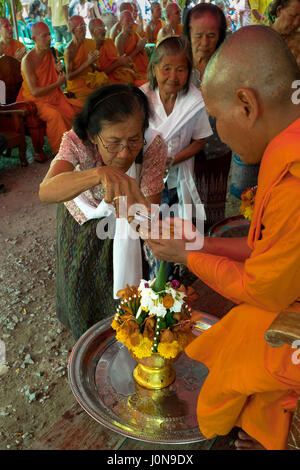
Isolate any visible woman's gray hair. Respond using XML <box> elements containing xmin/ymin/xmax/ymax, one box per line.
<box><xmin>147</xmin><ymin>35</ymin><xmax>193</xmax><ymax>94</ymax></box>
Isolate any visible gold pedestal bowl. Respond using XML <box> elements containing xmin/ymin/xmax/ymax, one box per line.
<box><xmin>130</xmin><ymin>352</ymin><xmax>181</xmax><ymax>390</ymax></box>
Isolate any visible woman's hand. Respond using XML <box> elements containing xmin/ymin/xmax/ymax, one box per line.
<box><xmin>97</xmin><ymin>166</ymin><xmax>150</xmax><ymax>218</ymax></box>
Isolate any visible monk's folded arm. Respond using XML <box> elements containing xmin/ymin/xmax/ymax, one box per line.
<box><xmin>65</xmin><ymin>50</ymin><xmax>92</xmax><ymax>80</ymax></box>
<box><xmin>22</xmin><ymin>58</ymin><xmax>63</xmax><ymax>97</ymax></box>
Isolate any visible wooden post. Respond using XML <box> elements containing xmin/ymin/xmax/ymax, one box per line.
<box><xmin>10</xmin><ymin>0</ymin><xmax>19</xmax><ymax>40</ymax></box>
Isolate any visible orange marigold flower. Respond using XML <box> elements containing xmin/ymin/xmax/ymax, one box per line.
<box><xmin>162</xmin><ymin>295</ymin><xmax>174</xmax><ymax>309</ymax></box>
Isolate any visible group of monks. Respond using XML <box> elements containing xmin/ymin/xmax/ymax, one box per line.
<box><xmin>0</xmin><ymin>1</ymin><xmax>185</xmax><ymax>157</ymax></box>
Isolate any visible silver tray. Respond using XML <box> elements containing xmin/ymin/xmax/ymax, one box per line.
<box><xmin>68</xmin><ymin>315</ymin><xmax>216</xmax><ymax>444</ymax></box>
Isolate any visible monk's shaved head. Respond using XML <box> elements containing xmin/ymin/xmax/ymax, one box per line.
<box><xmin>68</xmin><ymin>15</ymin><xmax>85</xmax><ymax>32</ymax></box>
<box><xmin>203</xmin><ymin>25</ymin><xmax>300</xmax><ymax>108</ymax></box>
<box><xmin>31</xmin><ymin>21</ymin><xmax>50</xmax><ymax>38</ymax></box>
<box><xmin>120</xmin><ymin>9</ymin><xmax>134</xmax><ymax>23</ymax></box>
<box><xmin>89</xmin><ymin>18</ymin><xmax>105</xmax><ymax>34</ymax></box>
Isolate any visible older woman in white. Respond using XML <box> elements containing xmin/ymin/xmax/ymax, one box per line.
<box><xmin>140</xmin><ymin>35</ymin><xmax>212</xmax><ymax>218</ymax></box>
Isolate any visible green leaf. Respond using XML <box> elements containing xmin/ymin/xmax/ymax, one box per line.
<box><xmin>152</xmin><ymin>260</ymin><xmax>166</xmax><ymax>293</ymax></box>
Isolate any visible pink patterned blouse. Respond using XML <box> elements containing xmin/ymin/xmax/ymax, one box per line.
<box><xmin>52</xmin><ymin>129</ymin><xmax>167</xmax><ymax>225</ymax></box>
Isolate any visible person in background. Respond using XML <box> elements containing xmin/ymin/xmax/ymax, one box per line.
<box><xmin>146</xmin><ymin>1</ymin><xmax>164</xmax><ymax>43</ymax></box>
<box><xmin>115</xmin><ymin>9</ymin><xmax>148</xmax><ymax>84</ymax></box>
<box><xmin>74</xmin><ymin>0</ymin><xmax>94</xmax><ymax>37</ymax></box>
<box><xmin>156</xmin><ymin>2</ymin><xmax>183</xmax><ymax>42</ymax></box>
<box><xmin>18</xmin><ymin>22</ymin><xmax>82</xmax><ymax>156</ymax></box>
<box><xmin>182</xmin><ymin>3</ymin><xmax>232</xmax><ymax>231</ymax></box>
<box><xmin>265</xmin><ymin>0</ymin><xmax>300</xmax><ymax>66</ymax></box>
<box><xmin>90</xmin><ymin>0</ymin><xmax>102</xmax><ymax>18</ymax></box>
<box><xmin>101</xmin><ymin>11</ymin><xmax>117</xmax><ymax>37</ymax></box>
<box><xmin>64</xmin><ymin>15</ymin><xmax>107</xmax><ymax>102</ymax></box>
<box><xmin>28</xmin><ymin>0</ymin><xmax>43</xmax><ymax>20</ymax></box>
<box><xmin>39</xmin><ymin>83</ymin><xmax>167</xmax><ymax>341</ymax></box>
<box><xmin>249</xmin><ymin>0</ymin><xmax>270</xmax><ymax>23</ymax></box>
<box><xmin>0</xmin><ymin>17</ymin><xmax>26</xmax><ymax>60</ymax></box>
<box><xmin>48</xmin><ymin>0</ymin><xmax>72</xmax><ymax>48</ymax></box>
<box><xmin>109</xmin><ymin>2</ymin><xmax>138</xmax><ymax>41</ymax></box>
<box><xmin>140</xmin><ymin>35</ymin><xmax>212</xmax><ymax>278</ymax></box>
<box><xmin>89</xmin><ymin>18</ymin><xmax>136</xmax><ymax>83</ymax></box>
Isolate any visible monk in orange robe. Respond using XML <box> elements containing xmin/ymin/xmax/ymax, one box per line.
<box><xmin>64</xmin><ymin>15</ymin><xmax>109</xmax><ymax>102</ymax></box>
<box><xmin>115</xmin><ymin>10</ymin><xmax>148</xmax><ymax>84</ymax></box>
<box><xmin>18</xmin><ymin>22</ymin><xmax>82</xmax><ymax>155</ymax></box>
<box><xmin>0</xmin><ymin>17</ymin><xmax>26</xmax><ymax>60</ymax></box>
<box><xmin>146</xmin><ymin>26</ymin><xmax>300</xmax><ymax>450</ymax></box>
<box><xmin>156</xmin><ymin>3</ymin><xmax>183</xmax><ymax>43</ymax></box>
<box><xmin>88</xmin><ymin>18</ymin><xmax>136</xmax><ymax>84</ymax></box>
<box><xmin>146</xmin><ymin>2</ymin><xmax>164</xmax><ymax>43</ymax></box>
<box><xmin>110</xmin><ymin>2</ymin><xmax>145</xmax><ymax>41</ymax></box>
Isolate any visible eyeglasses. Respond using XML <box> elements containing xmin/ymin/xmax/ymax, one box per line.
<box><xmin>98</xmin><ymin>134</ymin><xmax>146</xmax><ymax>153</ymax></box>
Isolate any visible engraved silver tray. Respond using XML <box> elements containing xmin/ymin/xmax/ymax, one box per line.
<box><xmin>68</xmin><ymin>314</ymin><xmax>217</xmax><ymax>444</ymax></box>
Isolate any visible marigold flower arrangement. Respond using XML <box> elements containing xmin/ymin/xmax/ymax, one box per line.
<box><xmin>240</xmin><ymin>186</ymin><xmax>257</xmax><ymax>221</ymax></box>
<box><xmin>111</xmin><ymin>261</ymin><xmax>195</xmax><ymax>360</ymax></box>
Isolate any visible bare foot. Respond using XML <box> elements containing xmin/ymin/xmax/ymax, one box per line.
<box><xmin>234</xmin><ymin>430</ymin><xmax>265</xmax><ymax>450</ymax></box>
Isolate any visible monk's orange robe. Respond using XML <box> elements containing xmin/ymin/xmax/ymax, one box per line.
<box><xmin>3</xmin><ymin>38</ymin><xmax>25</xmax><ymax>58</ymax></box>
<box><xmin>86</xmin><ymin>38</ymin><xmax>135</xmax><ymax>84</ymax></box>
<box><xmin>123</xmin><ymin>31</ymin><xmax>148</xmax><ymax>83</ymax></box>
<box><xmin>17</xmin><ymin>50</ymin><xmax>82</xmax><ymax>154</ymax></box>
<box><xmin>65</xmin><ymin>38</ymin><xmax>108</xmax><ymax>102</ymax></box>
<box><xmin>151</xmin><ymin>19</ymin><xmax>164</xmax><ymax>43</ymax></box>
<box><xmin>175</xmin><ymin>24</ymin><xmax>183</xmax><ymax>35</ymax></box>
<box><xmin>185</xmin><ymin>118</ymin><xmax>300</xmax><ymax>450</ymax></box>
<box><xmin>133</xmin><ymin>22</ymin><xmax>147</xmax><ymax>38</ymax></box>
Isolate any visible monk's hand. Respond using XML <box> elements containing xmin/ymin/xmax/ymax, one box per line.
<box><xmin>56</xmin><ymin>72</ymin><xmax>66</xmax><ymax>87</ymax></box>
<box><xmin>119</xmin><ymin>54</ymin><xmax>131</xmax><ymax>66</ymax></box>
<box><xmin>87</xmin><ymin>50</ymin><xmax>100</xmax><ymax>65</ymax></box>
<box><xmin>55</xmin><ymin>60</ymin><xmax>64</xmax><ymax>74</ymax></box>
<box><xmin>137</xmin><ymin>37</ymin><xmax>147</xmax><ymax>52</ymax></box>
<box><xmin>140</xmin><ymin>217</ymin><xmax>204</xmax><ymax>264</ymax></box>
<box><xmin>97</xmin><ymin>166</ymin><xmax>149</xmax><ymax>219</ymax></box>
<box><xmin>15</xmin><ymin>47</ymin><xmax>26</xmax><ymax>61</ymax></box>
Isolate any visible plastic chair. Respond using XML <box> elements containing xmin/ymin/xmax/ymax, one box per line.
<box><xmin>17</xmin><ymin>21</ymin><xmax>35</xmax><ymax>49</ymax></box>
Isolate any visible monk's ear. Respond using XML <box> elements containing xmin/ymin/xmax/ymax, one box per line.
<box><xmin>276</xmin><ymin>5</ymin><xmax>283</xmax><ymax>16</ymax></box>
<box><xmin>235</xmin><ymin>87</ymin><xmax>259</xmax><ymax>128</ymax></box>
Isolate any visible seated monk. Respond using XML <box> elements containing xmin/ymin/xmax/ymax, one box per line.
<box><xmin>156</xmin><ymin>3</ymin><xmax>183</xmax><ymax>43</ymax></box>
<box><xmin>131</xmin><ymin>2</ymin><xmax>147</xmax><ymax>38</ymax></box>
<box><xmin>109</xmin><ymin>2</ymin><xmax>134</xmax><ymax>41</ymax></box>
<box><xmin>0</xmin><ymin>17</ymin><xmax>26</xmax><ymax>60</ymax></box>
<box><xmin>109</xmin><ymin>2</ymin><xmax>146</xmax><ymax>41</ymax></box>
<box><xmin>64</xmin><ymin>15</ymin><xmax>109</xmax><ymax>102</ymax></box>
<box><xmin>88</xmin><ymin>18</ymin><xmax>136</xmax><ymax>84</ymax></box>
<box><xmin>18</xmin><ymin>22</ymin><xmax>83</xmax><ymax>156</ymax></box>
<box><xmin>147</xmin><ymin>25</ymin><xmax>300</xmax><ymax>450</ymax></box>
<box><xmin>115</xmin><ymin>10</ymin><xmax>148</xmax><ymax>84</ymax></box>
<box><xmin>146</xmin><ymin>2</ymin><xmax>164</xmax><ymax>43</ymax></box>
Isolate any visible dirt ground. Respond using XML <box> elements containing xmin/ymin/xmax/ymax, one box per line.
<box><xmin>0</xmin><ymin>155</ymin><xmax>240</xmax><ymax>451</ymax></box>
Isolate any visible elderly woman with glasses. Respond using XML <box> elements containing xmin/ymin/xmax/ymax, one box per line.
<box><xmin>39</xmin><ymin>83</ymin><xmax>167</xmax><ymax>341</ymax></box>
<box><xmin>265</xmin><ymin>0</ymin><xmax>300</xmax><ymax>66</ymax></box>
